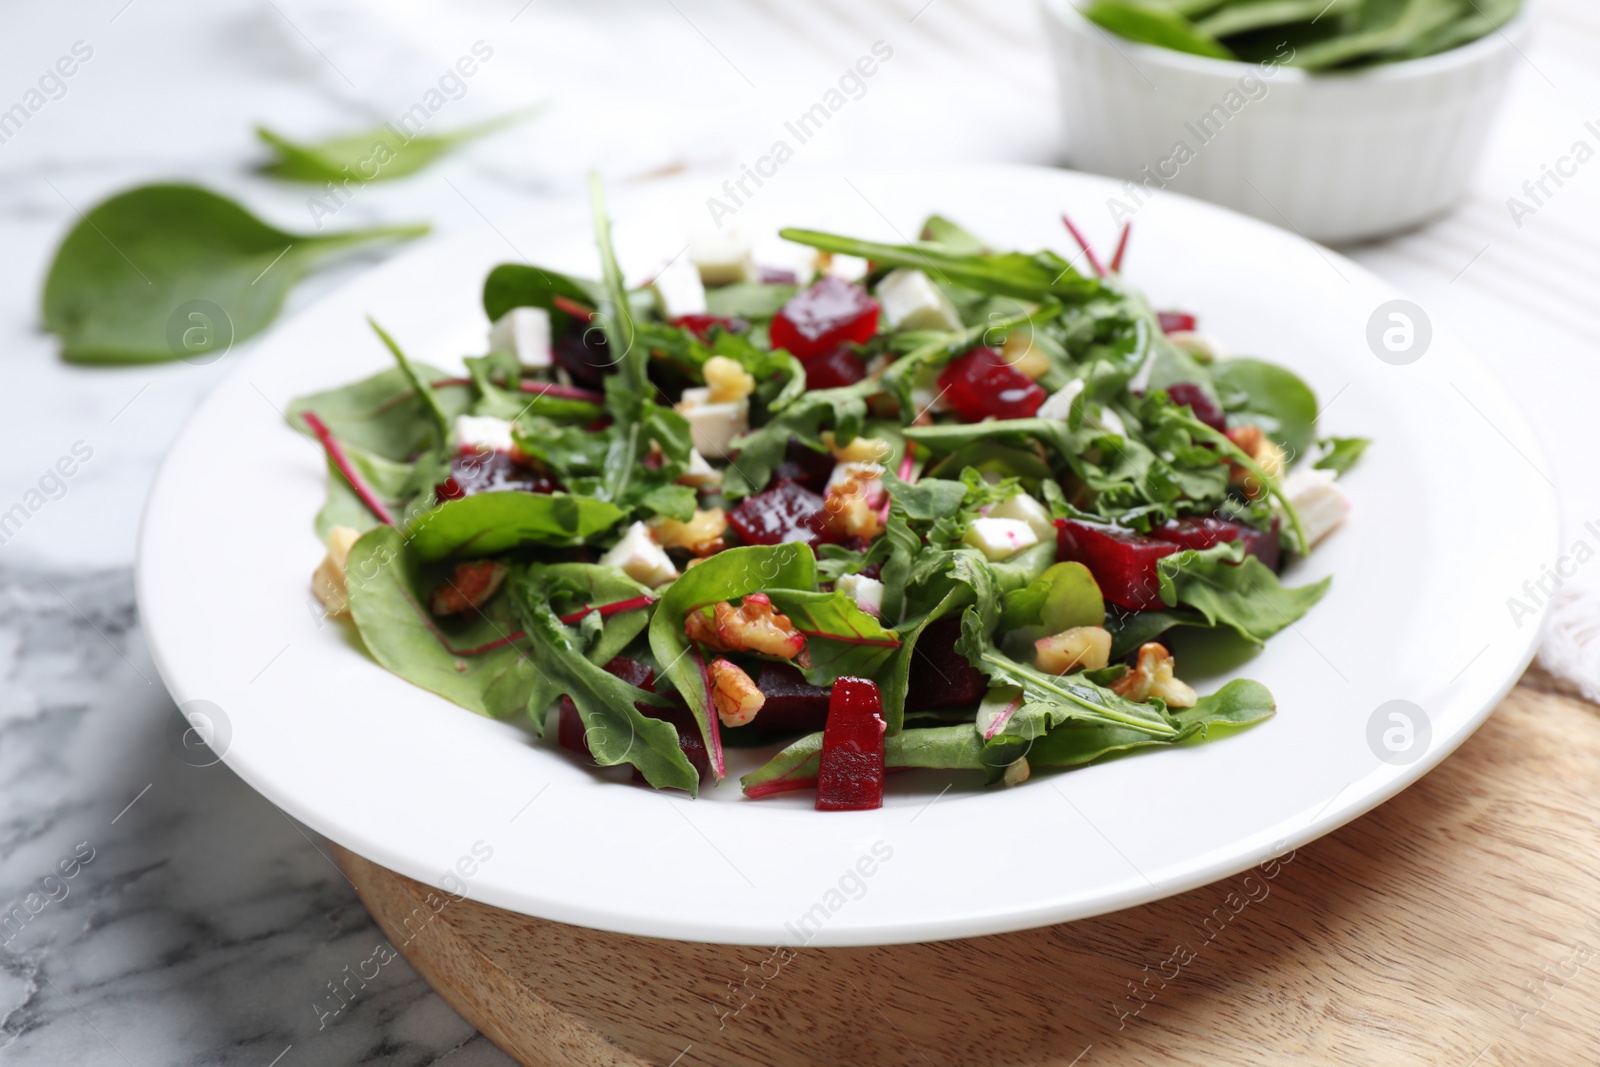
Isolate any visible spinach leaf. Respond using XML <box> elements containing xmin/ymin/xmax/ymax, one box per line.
<box><xmin>288</xmin><ymin>364</ymin><xmax>476</xmax><ymax>461</ymax></box>
<box><xmin>763</xmin><ymin>589</ymin><xmax>901</xmax><ymax>686</ymax></box>
<box><xmin>42</xmin><ymin>184</ymin><xmax>427</xmax><ymax>364</ymax></box>
<box><xmin>778</xmin><ymin>228</ymin><xmax>1100</xmax><ymax>303</ymax></box>
<box><xmin>648</xmin><ymin>544</ymin><xmax>819</xmax><ymax>778</ymax></box>
<box><xmin>313</xmin><ymin>443</ymin><xmax>415</xmax><ymax>538</ymax></box>
<box><xmin>1210</xmin><ymin>357</ymin><xmax>1319</xmax><ymax>458</ymax></box>
<box><xmin>537</xmin><ymin>563</ymin><xmax>653</xmax><ymax>666</ymax></box>
<box><xmin>344</xmin><ymin>526</ymin><xmax>539</xmax><ymax>718</ymax></box>
<box><xmin>257</xmin><ymin>107</ymin><xmax>541</xmax><ymax>184</ymax></box>
<box><xmin>482</xmin><ymin>263</ymin><xmax>602</xmax><ymax>330</ymax></box>
<box><xmin>406</xmin><ymin>492</ymin><xmax>625</xmax><ymax>560</ymax></box>
<box><xmin>997</xmin><ymin>561</ymin><xmax>1105</xmax><ymax>633</ymax></box>
<box><xmin>1157</xmin><ymin>543</ymin><xmax>1330</xmax><ymax>645</ymax></box>
<box><xmin>740</xmin><ymin>723</ymin><xmax>989</xmax><ymax>797</ymax></box>
<box><xmin>879</xmin><ymin>548</ymin><xmax>999</xmax><ymax>734</ymax></box>
<box><xmin>1314</xmin><ymin>436</ymin><xmax>1370</xmax><ymax>475</ymax></box>
<box><xmin>918</xmin><ymin>215</ymin><xmax>989</xmax><ymax>255</ymax></box>
<box><xmin>509</xmin><ymin>569</ymin><xmax>700</xmax><ymax>793</ymax></box>
<box><xmin>705</xmin><ymin>282</ymin><xmax>796</xmax><ymax>320</ymax></box>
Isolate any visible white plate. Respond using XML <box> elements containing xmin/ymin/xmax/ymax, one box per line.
<box><xmin>137</xmin><ymin>165</ymin><xmax>1559</xmax><ymax>946</ymax></box>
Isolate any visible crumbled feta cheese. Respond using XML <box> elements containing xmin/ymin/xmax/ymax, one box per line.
<box><xmin>827</xmin><ymin>254</ymin><xmax>870</xmax><ymax>282</ymax></box>
<box><xmin>678</xmin><ymin>449</ymin><xmax>723</xmax><ymax>489</ymax></box>
<box><xmin>452</xmin><ymin>415</ymin><xmax>515</xmax><ymax>454</ymax></box>
<box><xmin>689</xmin><ymin>231</ymin><xmax>755</xmax><ymax>286</ymax></box>
<box><xmin>487</xmin><ymin>307</ymin><xmax>552</xmax><ymax>368</ymax></box>
<box><xmin>676</xmin><ymin>386</ymin><xmax>749</xmax><ymax>458</ymax></box>
<box><xmin>1038</xmin><ymin>379</ymin><xmax>1084</xmax><ymax>421</ymax></box>
<box><xmin>836</xmin><ymin>573</ymin><xmax>884</xmax><ymax>616</ymax></box>
<box><xmin>652</xmin><ymin>256</ymin><xmax>707</xmax><ymax>320</ymax></box>
<box><xmin>599</xmin><ymin>521</ymin><xmax>679</xmax><ymax>587</ymax></box>
<box><xmin>877</xmin><ymin>268</ymin><xmax>963</xmax><ymax>332</ymax></box>
<box><xmin>1280</xmin><ymin>468</ymin><xmax>1351</xmax><ymax>547</ymax></box>
<box><xmin>991</xmin><ymin>492</ymin><xmax>1055</xmax><ymax>540</ymax></box>
<box><xmin>963</xmin><ymin>517</ymin><xmax>1039</xmax><ymax>561</ymax></box>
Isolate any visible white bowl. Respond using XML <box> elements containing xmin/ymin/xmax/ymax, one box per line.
<box><xmin>1039</xmin><ymin>0</ymin><xmax>1529</xmax><ymax>243</ymax></box>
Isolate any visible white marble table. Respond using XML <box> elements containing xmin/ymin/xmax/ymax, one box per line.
<box><xmin>2</xmin><ymin>0</ymin><xmax>1596</xmax><ymax>1064</ymax></box>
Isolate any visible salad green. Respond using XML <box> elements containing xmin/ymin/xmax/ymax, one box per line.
<box><xmin>295</xmin><ymin>176</ymin><xmax>1361</xmax><ymax>804</ymax></box>
<box><xmin>1082</xmin><ymin>0</ymin><xmax>1521</xmax><ymax>69</ymax></box>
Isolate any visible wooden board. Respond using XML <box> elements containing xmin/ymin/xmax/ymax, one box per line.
<box><xmin>334</xmin><ymin>681</ymin><xmax>1600</xmax><ymax>1066</ymax></box>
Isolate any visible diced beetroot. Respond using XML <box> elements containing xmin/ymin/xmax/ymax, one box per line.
<box><xmin>748</xmin><ymin>662</ymin><xmax>832</xmax><ymax>736</ymax></box>
<box><xmin>559</xmin><ymin>656</ymin><xmax>655</xmax><ymax>758</ymax></box>
<box><xmin>1055</xmin><ymin>519</ymin><xmax>1179</xmax><ymax>612</ymax></box>
<box><xmin>1158</xmin><ymin>311</ymin><xmax>1196</xmax><ymax>334</ymax></box>
<box><xmin>904</xmin><ymin>615</ymin><xmax>989</xmax><ymax>710</ymax></box>
<box><xmin>936</xmin><ymin>348</ymin><xmax>1047</xmax><ymax>422</ymax></box>
<box><xmin>1152</xmin><ymin>515</ymin><xmax>1280</xmax><ymax>572</ymax></box>
<box><xmin>727</xmin><ymin>478</ymin><xmax>824</xmax><ymax>546</ymax></box>
<box><xmin>802</xmin><ymin>347</ymin><xmax>867</xmax><ymax>390</ymax></box>
<box><xmin>816</xmin><ymin>677</ymin><xmax>887</xmax><ymax>812</ymax></box>
<box><xmin>436</xmin><ymin>452</ymin><xmax>562</xmax><ymax>501</ymax></box>
<box><xmin>770</xmin><ymin>275</ymin><xmax>879</xmax><ymax>360</ymax></box>
<box><xmin>671</xmin><ymin>314</ymin><xmax>748</xmax><ymax>340</ymax></box>
<box><xmin>631</xmin><ymin>695</ymin><xmax>711</xmax><ymax>783</ymax></box>
<box><xmin>1166</xmin><ymin>382</ymin><xmax>1227</xmax><ymax>432</ymax></box>
<box><xmin>552</xmin><ymin>321</ymin><xmax>614</xmax><ymax>386</ymax></box>
<box><xmin>772</xmin><ymin>439</ymin><xmax>835</xmax><ymax>494</ymax></box>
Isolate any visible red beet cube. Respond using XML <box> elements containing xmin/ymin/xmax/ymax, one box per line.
<box><xmin>437</xmin><ymin>452</ymin><xmax>562</xmax><ymax>501</ymax></box>
<box><xmin>816</xmin><ymin>677</ymin><xmax>887</xmax><ymax>812</ymax></box>
<box><xmin>770</xmin><ymin>275</ymin><xmax>879</xmax><ymax>360</ymax></box>
<box><xmin>1158</xmin><ymin>311</ymin><xmax>1196</xmax><ymax>334</ymax></box>
<box><xmin>552</xmin><ymin>321</ymin><xmax>614</xmax><ymax>386</ymax></box>
<box><xmin>904</xmin><ymin>616</ymin><xmax>988</xmax><ymax>710</ymax></box>
<box><xmin>936</xmin><ymin>348</ymin><xmax>1047</xmax><ymax>422</ymax></box>
<box><xmin>1055</xmin><ymin>519</ymin><xmax>1180</xmax><ymax>612</ymax></box>
<box><xmin>749</xmin><ymin>662</ymin><xmax>832</xmax><ymax>736</ymax></box>
<box><xmin>1152</xmin><ymin>515</ymin><xmax>1280</xmax><ymax>572</ymax></box>
<box><xmin>671</xmin><ymin>314</ymin><xmax>747</xmax><ymax>340</ymax></box>
<box><xmin>1166</xmin><ymin>382</ymin><xmax>1227</xmax><ymax>432</ymax></box>
<box><xmin>559</xmin><ymin>656</ymin><xmax>655</xmax><ymax>757</ymax></box>
<box><xmin>802</xmin><ymin>347</ymin><xmax>867</xmax><ymax>390</ymax></box>
<box><xmin>772</xmin><ymin>439</ymin><xmax>835</xmax><ymax>494</ymax></box>
<box><xmin>727</xmin><ymin>478</ymin><xmax>824</xmax><ymax>546</ymax></box>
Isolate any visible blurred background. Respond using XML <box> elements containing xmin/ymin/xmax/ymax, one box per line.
<box><xmin>2</xmin><ymin>1</ymin><xmax>1596</xmax><ymax>1064</ymax></box>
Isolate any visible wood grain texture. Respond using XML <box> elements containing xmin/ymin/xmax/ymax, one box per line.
<box><xmin>333</xmin><ymin>684</ymin><xmax>1600</xmax><ymax>1067</ymax></box>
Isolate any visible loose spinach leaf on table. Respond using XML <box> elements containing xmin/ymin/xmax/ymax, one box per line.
<box><xmin>42</xmin><ymin>184</ymin><xmax>427</xmax><ymax>364</ymax></box>
<box><xmin>257</xmin><ymin>107</ymin><xmax>541</xmax><ymax>184</ymax></box>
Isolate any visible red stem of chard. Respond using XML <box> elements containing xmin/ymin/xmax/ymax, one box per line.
<box><xmin>552</xmin><ymin>295</ymin><xmax>597</xmax><ymax>321</ymax></box>
<box><xmin>1060</xmin><ymin>213</ymin><xmax>1105</xmax><ymax>278</ymax></box>
<box><xmin>302</xmin><ymin>411</ymin><xmax>396</xmax><ymax>526</ymax></box>
<box><xmin>430</xmin><ymin>378</ymin><xmax>604</xmax><ymax>403</ymax></box>
<box><xmin>1110</xmin><ymin>222</ymin><xmax>1131</xmax><ymax>274</ymax></box>
<box><xmin>435</xmin><ymin>596</ymin><xmax>656</xmax><ymax>658</ymax></box>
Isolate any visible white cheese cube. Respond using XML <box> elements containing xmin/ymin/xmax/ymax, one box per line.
<box><xmin>599</xmin><ymin>521</ymin><xmax>679</xmax><ymax>588</ymax></box>
<box><xmin>1038</xmin><ymin>379</ymin><xmax>1084</xmax><ymax>421</ymax></box>
<box><xmin>676</xmin><ymin>386</ymin><xmax>749</xmax><ymax>459</ymax></box>
<box><xmin>828</xmin><ymin>254</ymin><xmax>870</xmax><ymax>282</ymax></box>
<box><xmin>877</xmin><ymin>269</ymin><xmax>963</xmax><ymax>332</ymax></box>
<box><xmin>690</xmin><ymin>231</ymin><xmax>755</xmax><ymax>286</ymax></box>
<box><xmin>1280</xmin><ymin>468</ymin><xmax>1351</xmax><ymax>548</ymax></box>
<box><xmin>487</xmin><ymin>307</ymin><xmax>552</xmax><ymax>368</ymax></box>
<box><xmin>836</xmin><ymin>573</ymin><xmax>885</xmax><ymax>617</ymax></box>
<box><xmin>826</xmin><ymin>461</ymin><xmax>884</xmax><ymax>496</ymax></box>
<box><xmin>677</xmin><ymin>449</ymin><xmax>723</xmax><ymax>489</ymax></box>
<box><xmin>651</xmin><ymin>257</ymin><xmax>707</xmax><ymax>320</ymax></box>
<box><xmin>452</xmin><ymin>415</ymin><xmax>515</xmax><ymax>454</ymax></box>
<box><xmin>990</xmin><ymin>492</ymin><xmax>1055</xmax><ymax>540</ymax></box>
<box><xmin>962</xmin><ymin>517</ymin><xmax>1038</xmax><ymax>561</ymax></box>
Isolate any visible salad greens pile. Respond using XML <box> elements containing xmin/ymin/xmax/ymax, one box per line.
<box><xmin>294</xmin><ymin>175</ymin><xmax>1363</xmax><ymax>801</ymax></box>
<box><xmin>1083</xmin><ymin>0</ymin><xmax>1521</xmax><ymax>69</ymax></box>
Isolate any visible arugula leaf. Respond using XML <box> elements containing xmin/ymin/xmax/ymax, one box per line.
<box><xmin>1314</xmin><ymin>437</ymin><xmax>1370</xmax><ymax>475</ymax></box>
<box><xmin>1025</xmin><ymin>678</ymin><xmax>1276</xmax><ymax>768</ymax></box>
<box><xmin>1210</xmin><ymin>357</ymin><xmax>1319</xmax><ymax>459</ymax></box>
<box><xmin>778</xmin><ymin>228</ymin><xmax>1101</xmax><ymax>303</ymax></box>
<box><xmin>879</xmin><ymin>548</ymin><xmax>999</xmax><ymax>734</ymax></box>
<box><xmin>509</xmin><ymin>569</ymin><xmax>699</xmax><ymax>793</ymax></box>
<box><xmin>763</xmin><ymin>589</ymin><xmax>901</xmax><ymax>685</ymax></box>
<box><xmin>723</xmin><ymin>379</ymin><xmax>878</xmax><ymax>498</ymax></box>
<box><xmin>705</xmin><ymin>282</ymin><xmax>796</xmax><ymax>320</ymax></box>
<box><xmin>257</xmin><ymin>108</ymin><xmax>541</xmax><ymax>184</ymax></box>
<box><xmin>345</xmin><ymin>526</ymin><xmax>538</xmax><ymax>718</ymax></box>
<box><xmin>406</xmin><ymin>492</ymin><xmax>626</xmax><ymax>560</ymax></box>
<box><xmin>740</xmin><ymin>723</ymin><xmax>989</xmax><ymax>797</ymax></box>
<box><xmin>42</xmin><ymin>184</ymin><xmax>427</xmax><ymax>363</ymax></box>
<box><xmin>1157</xmin><ymin>543</ymin><xmax>1330</xmax><ymax>645</ymax></box>
<box><xmin>648</xmin><ymin>544</ymin><xmax>819</xmax><ymax>778</ymax></box>
<box><xmin>537</xmin><ymin>563</ymin><xmax>653</xmax><ymax>665</ymax></box>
